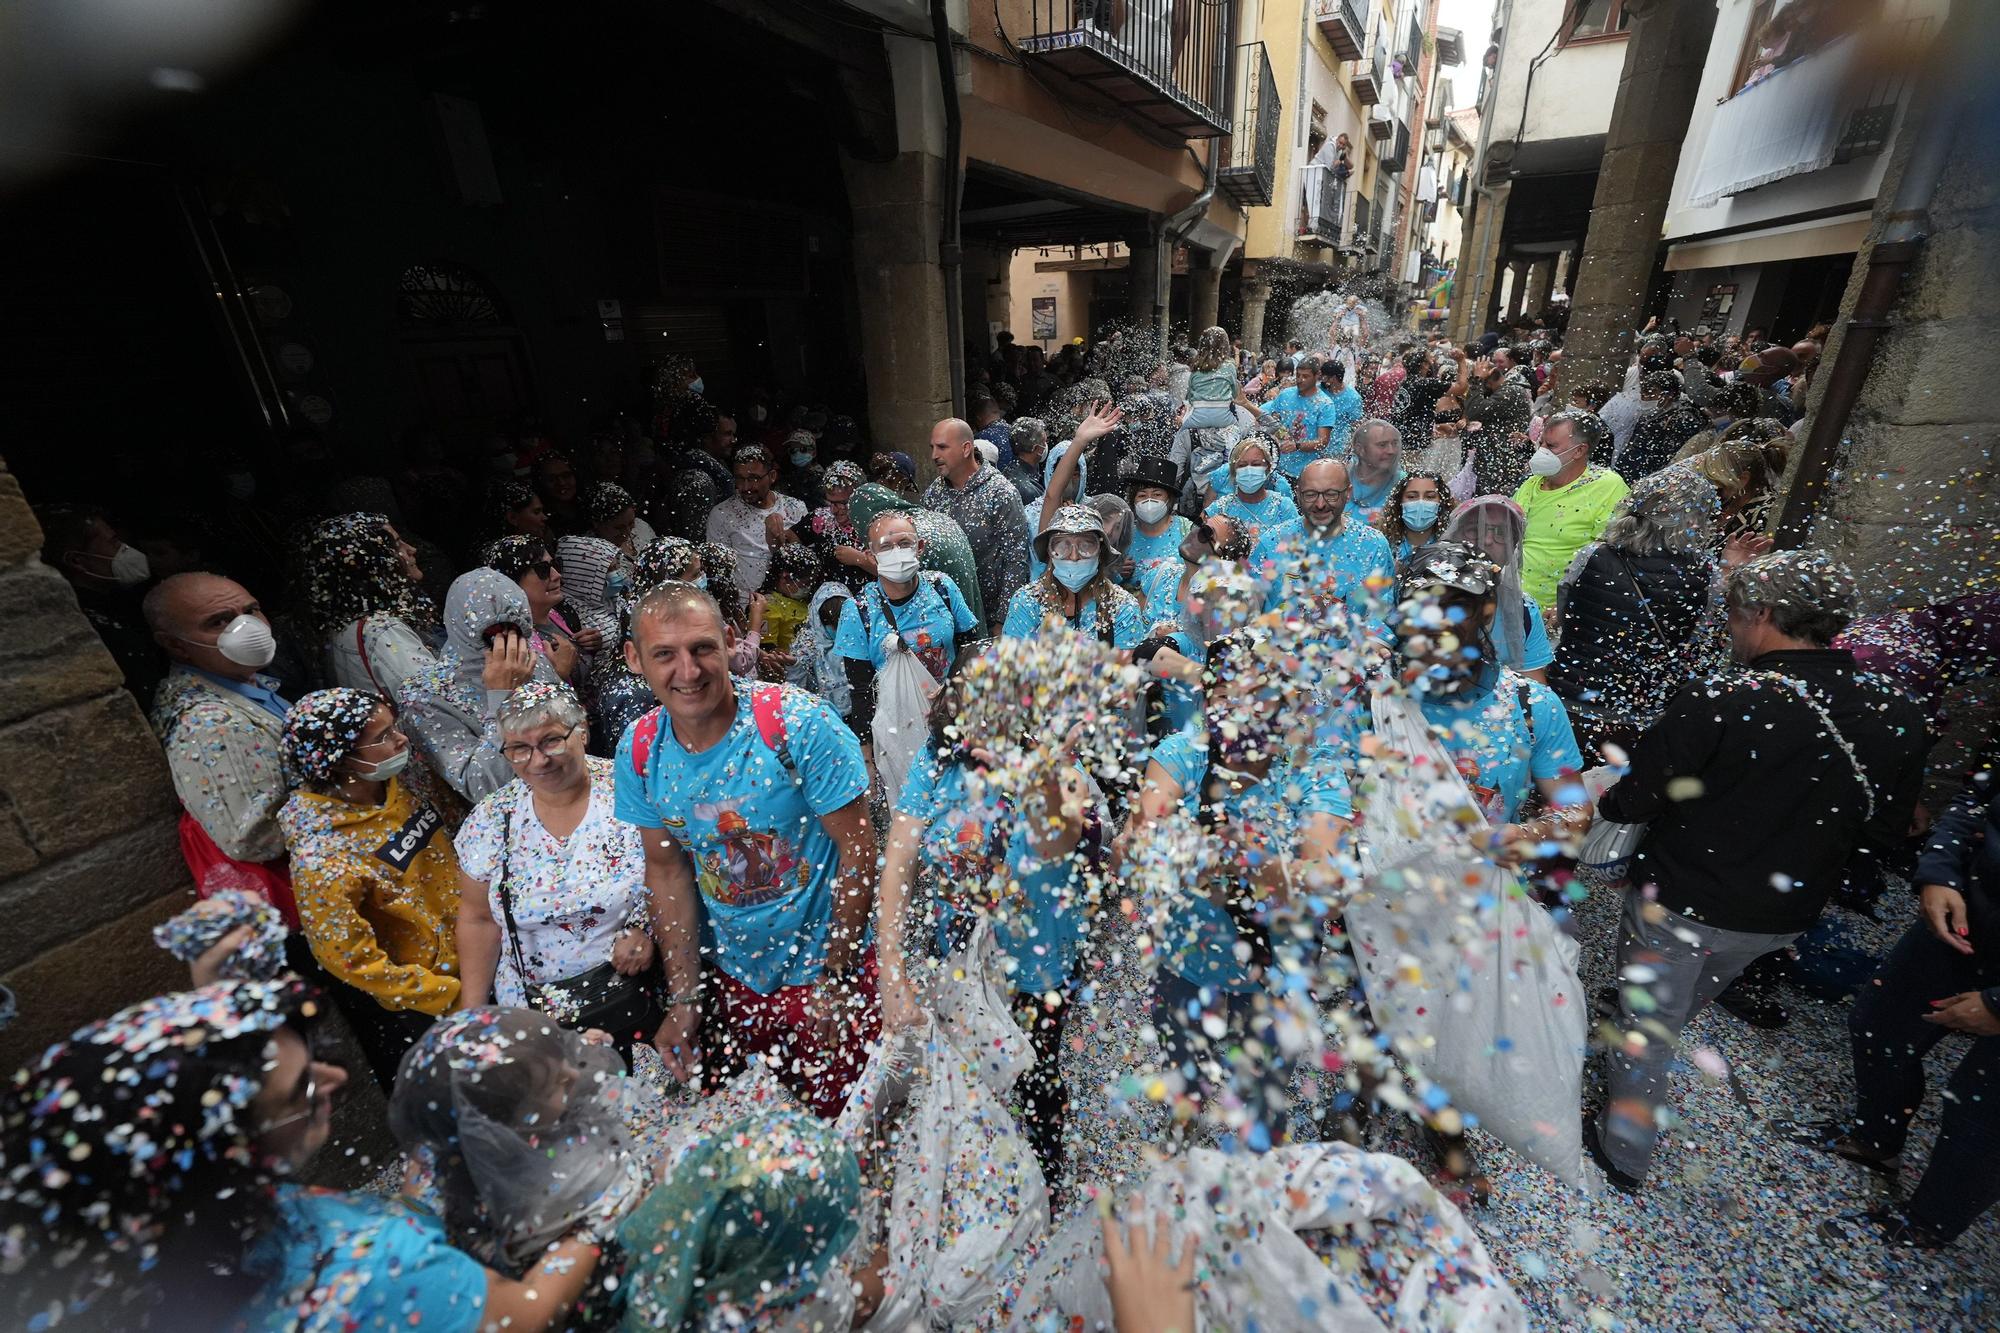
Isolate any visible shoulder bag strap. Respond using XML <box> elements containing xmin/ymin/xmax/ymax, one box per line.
<box><xmin>353</xmin><ymin>617</ymin><xmax>385</xmax><ymax>696</ymax></box>
<box><xmin>1754</xmin><ymin>671</ymin><xmax>1877</xmax><ymax>823</ymax></box>
<box><xmin>492</xmin><ymin>801</ymin><xmax>538</xmax><ymax>1002</ymax></box>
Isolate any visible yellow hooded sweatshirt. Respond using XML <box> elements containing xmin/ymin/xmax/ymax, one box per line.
<box><xmin>280</xmin><ymin>776</ymin><xmax>461</xmax><ymax>1014</ymax></box>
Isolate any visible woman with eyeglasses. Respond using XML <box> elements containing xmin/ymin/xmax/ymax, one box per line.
<box><xmin>278</xmin><ymin>688</ymin><xmax>464</xmax><ymax>1087</ymax></box>
<box><xmin>454</xmin><ymin>682</ymin><xmax>659</xmax><ymax>1061</ymax></box>
<box><xmin>0</xmin><ymin>980</ymin><xmax>616</xmax><ymax>1331</ymax></box>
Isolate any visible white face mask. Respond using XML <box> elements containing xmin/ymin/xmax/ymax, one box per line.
<box><xmin>1528</xmin><ymin>446</ymin><xmax>1565</xmax><ymax>478</ymax></box>
<box><xmin>876</xmin><ymin>548</ymin><xmax>921</xmax><ymax>584</ymax></box>
<box><xmin>352</xmin><ymin>748</ymin><xmax>410</xmax><ymax>782</ymax></box>
<box><xmin>1134</xmin><ymin>498</ymin><xmax>1170</xmax><ymax>526</ymax></box>
<box><xmin>207</xmin><ymin>614</ymin><xmax>278</xmax><ymax>668</ymax></box>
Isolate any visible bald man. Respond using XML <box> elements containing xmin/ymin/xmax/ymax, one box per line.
<box><xmin>146</xmin><ymin>572</ymin><xmax>297</xmax><ymax>890</ymax></box>
<box><xmin>923</xmin><ymin>415</ymin><xmax>1031</xmax><ymax>634</ymax></box>
<box><xmin>1249</xmin><ymin>458</ymin><xmax>1393</xmax><ymax>634</ymax></box>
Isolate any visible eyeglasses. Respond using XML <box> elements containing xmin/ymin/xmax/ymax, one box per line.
<box><xmin>501</xmin><ymin>723</ymin><xmax>582</xmax><ymax>763</ymax></box>
<box><xmin>258</xmin><ymin>1067</ymin><xmax>321</xmax><ymax>1133</ymax></box>
<box><xmin>1433</xmin><ymin>410</ymin><xmax>1465</xmax><ymax>424</ymax></box>
<box><xmin>354</xmin><ymin>727</ymin><xmax>407</xmax><ymax>753</ymax></box>
<box><xmin>1296</xmin><ymin>488</ymin><xmax>1350</xmax><ymax>503</ymax></box>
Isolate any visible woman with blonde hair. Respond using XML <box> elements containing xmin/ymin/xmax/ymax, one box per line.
<box><xmin>1183</xmin><ymin>324</ymin><xmax>1262</xmax><ymax>435</ymax></box>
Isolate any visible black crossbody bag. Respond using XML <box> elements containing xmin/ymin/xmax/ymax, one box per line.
<box><xmin>494</xmin><ymin>803</ymin><xmax>663</xmax><ymax>1047</ymax></box>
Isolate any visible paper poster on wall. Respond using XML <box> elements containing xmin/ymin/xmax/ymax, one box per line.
<box><xmin>1030</xmin><ymin>296</ymin><xmax>1057</xmax><ymax>341</ymax></box>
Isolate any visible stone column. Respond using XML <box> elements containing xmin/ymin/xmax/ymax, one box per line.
<box><xmin>1126</xmin><ymin>226</ymin><xmax>1168</xmax><ymax>347</ymax></box>
<box><xmin>844</xmin><ymin>149</ymin><xmax>954</xmax><ymax>466</ymax></box>
<box><xmin>1240</xmin><ymin>279</ymin><xmax>1272</xmax><ymax>356</ymax></box>
<box><xmin>1451</xmin><ymin>180</ymin><xmax>1509</xmax><ymax>342</ymax></box>
<box><xmin>1553</xmin><ymin>0</ymin><xmax>1720</xmax><ymax>402</ymax></box>
<box><xmin>1189</xmin><ymin>257</ymin><xmax>1223</xmax><ymax>334</ymax></box>
<box><xmin>0</xmin><ymin>458</ymin><xmax>187</xmax><ymax>1066</ymax></box>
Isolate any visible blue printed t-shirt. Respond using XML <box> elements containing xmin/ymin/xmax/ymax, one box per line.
<box><xmin>1205</xmin><ymin>488</ymin><xmax>1300</xmax><ymax>550</ymax></box>
<box><xmin>895</xmin><ymin>746</ymin><xmax>1092</xmax><ymax>994</ymax></box>
<box><xmin>243</xmin><ymin>1187</ymin><xmax>485</xmax><ymax>1332</ymax></box>
<box><xmin>1138</xmin><ymin>561</ymin><xmax>1202</xmax><ymax>733</ymax></box>
<box><xmin>614</xmin><ymin>681</ymin><xmax>870</xmax><ymax>993</ymax></box>
<box><xmin>1266</xmin><ymin>387</ymin><xmax>1343</xmax><ymax>478</ymax></box>
<box><xmin>1417</xmin><ymin>669</ymin><xmax>1582</xmax><ymax>826</ymax></box>
<box><xmin>1346</xmin><ymin>461</ymin><xmax>1404</xmax><ymax>526</ymax></box>
<box><xmin>1001</xmin><ymin>583</ymin><xmax>1148</xmax><ymax>650</ymax></box>
<box><xmin>1250</xmin><ymin>517</ymin><xmax>1395</xmax><ymax>633</ymax></box>
<box><xmin>1125</xmin><ymin>514</ymin><xmax>1193</xmax><ymax>585</ymax></box>
<box><xmin>833</xmin><ymin>573</ymin><xmax>978</xmax><ymax>684</ymax></box>
<box><xmin>1326</xmin><ymin>386</ymin><xmax>1365</xmax><ymax>461</ymax></box>
<box><xmin>1147</xmin><ymin>728</ymin><xmax>1351</xmax><ymax>993</ymax></box>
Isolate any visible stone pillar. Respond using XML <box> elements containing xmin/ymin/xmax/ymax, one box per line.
<box><xmin>844</xmin><ymin>149</ymin><xmax>954</xmax><ymax>466</ymax></box>
<box><xmin>1128</xmin><ymin>222</ymin><xmax>1168</xmax><ymax>342</ymax></box>
<box><xmin>1240</xmin><ymin>279</ymin><xmax>1272</xmax><ymax>356</ymax></box>
<box><xmin>1452</xmin><ymin>181</ymin><xmax>1509</xmax><ymax>342</ymax></box>
<box><xmin>1553</xmin><ymin>0</ymin><xmax>1720</xmax><ymax>402</ymax></box>
<box><xmin>1189</xmin><ymin>258</ymin><xmax>1223</xmax><ymax>334</ymax></box>
<box><xmin>0</xmin><ymin>458</ymin><xmax>188</xmax><ymax>1066</ymax></box>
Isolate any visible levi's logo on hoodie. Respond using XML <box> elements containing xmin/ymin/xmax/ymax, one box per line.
<box><xmin>374</xmin><ymin>803</ymin><xmax>442</xmax><ymax>873</ymax></box>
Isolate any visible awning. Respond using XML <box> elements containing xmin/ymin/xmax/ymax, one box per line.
<box><xmin>1664</xmin><ymin>211</ymin><xmax>1871</xmax><ymax>272</ymax></box>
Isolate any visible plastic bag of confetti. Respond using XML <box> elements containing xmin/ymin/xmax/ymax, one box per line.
<box><xmin>873</xmin><ymin>638</ymin><xmax>941</xmax><ymax>808</ymax></box>
<box><xmin>151</xmin><ymin>888</ymin><xmax>289</xmax><ymax>981</ymax></box>
<box><xmin>931</xmin><ymin>916</ymin><xmax>1036</xmax><ymax>1099</ymax></box>
<box><xmin>1347</xmin><ymin>693</ymin><xmax>1587</xmax><ymax>1186</ymax></box>
<box><xmin>988</xmin><ymin>1142</ymin><xmax>1527</xmax><ymax>1331</ymax></box>
<box><xmin>844</xmin><ymin>1012</ymin><xmax>1050</xmax><ymax>1331</ymax></box>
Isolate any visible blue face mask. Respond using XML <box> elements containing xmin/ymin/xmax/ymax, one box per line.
<box><xmin>790</xmin><ymin>450</ymin><xmax>814</xmax><ymax>467</ymax></box>
<box><xmin>1401</xmin><ymin>499</ymin><xmax>1440</xmax><ymax>531</ymax></box>
<box><xmin>1235</xmin><ymin>466</ymin><xmax>1268</xmax><ymax>495</ymax></box>
<box><xmin>1052</xmin><ymin>556</ymin><xmax>1099</xmax><ymax>592</ymax></box>
<box><xmin>690</xmin><ymin>574</ymin><xmax>708</xmax><ymax>591</ymax></box>
<box><xmin>688</xmin><ymin>377</ymin><xmax>704</xmax><ymax>396</ymax></box>
<box><xmin>607</xmin><ymin>571</ymin><xmax>630</xmax><ymax>598</ymax></box>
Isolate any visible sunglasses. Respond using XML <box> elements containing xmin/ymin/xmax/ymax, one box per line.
<box><xmin>527</xmin><ymin>559</ymin><xmax>557</xmax><ymax>579</ymax></box>
<box><xmin>1433</xmin><ymin>410</ymin><xmax>1464</xmax><ymax>424</ymax></box>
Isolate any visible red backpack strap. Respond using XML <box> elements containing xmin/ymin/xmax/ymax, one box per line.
<box><xmin>750</xmin><ymin>685</ymin><xmax>799</xmax><ymax>783</ymax></box>
<box><xmin>630</xmin><ymin>706</ymin><xmax>664</xmax><ymax>780</ymax></box>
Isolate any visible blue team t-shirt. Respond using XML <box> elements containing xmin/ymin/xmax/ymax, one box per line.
<box><xmin>1146</xmin><ymin>727</ymin><xmax>1352</xmax><ymax>993</ymax></box>
<box><xmin>1325</xmin><ymin>386</ymin><xmax>1365</xmax><ymax>463</ymax></box>
<box><xmin>1346</xmin><ymin>461</ymin><xmax>1404</xmax><ymax>525</ymax></box>
<box><xmin>1125</xmin><ymin>514</ymin><xmax>1193</xmax><ymax>585</ymax></box>
<box><xmin>1418</xmin><ymin>669</ymin><xmax>1583</xmax><ymax>825</ymax></box>
<box><xmin>1249</xmin><ymin>517</ymin><xmax>1395</xmax><ymax>633</ymax></box>
<box><xmin>1205</xmin><ymin>488</ymin><xmax>1300</xmax><ymax>549</ymax></box>
<box><xmin>895</xmin><ymin>747</ymin><xmax>1093</xmax><ymax>994</ymax></box>
<box><xmin>1136</xmin><ymin>561</ymin><xmax>1202</xmax><ymax>733</ymax></box>
<box><xmin>833</xmin><ymin>573</ymin><xmax>979</xmax><ymax>684</ymax></box>
<box><xmin>1001</xmin><ymin>583</ymin><xmax>1149</xmax><ymax>649</ymax></box>
<box><xmin>244</xmin><ymin>1187</ymin><xmax>486</xmax><ymax>1332</ymax></box>
<box><xmin>614</xmin><ymin>682</ymin><xmax>870</xmax><ymax>993</ymax></box>
<box><xmin>1521</xmin><ymin>594</ymin><xmax>1555</xmax><ymax>673</ymax></box>
<box><xmin>1265</xmin><ymin>387</ymin><xmax>1343</xmax><ymax>478</ymax></box>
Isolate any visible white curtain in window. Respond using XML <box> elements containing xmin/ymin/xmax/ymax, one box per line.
<box><xmin>1686</xmin><ymin>34</ymin><xmax>1864</xmax><ymax>207</ymax></box>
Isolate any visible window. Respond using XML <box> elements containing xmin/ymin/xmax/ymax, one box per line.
<box><xmin>1731</xmin><ymin>1</ymin><xmax>1781</xmax><ymax>94</ymax></box>
<box><xmin>1567</xmin><ymin>0</ymin><xmax>1633</xmax><ymax>41</ymax></box>
<box><xmin>1308</xmin><ymin>101</ymin><xmax>1328</xmax><ymax>159</ymax></box>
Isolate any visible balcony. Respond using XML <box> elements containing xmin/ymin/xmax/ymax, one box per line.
<box><xmin>1018</xmin><ymin>1</ymin><xmax>1232</xmax><ymax>140</ymax></box>
<box><xmin>1220</xmin><ymin>43</ymin><xmax>1281</xmax><ymax>207</ymax></box>
<box><xmin>1313</xmin><ymin>0</ymin><xmax>1366</xmax><ymax>62</ymax></box>
<box><xmin>1367</xmin><ymin>107</ymin><xmax>1394</xmax><ymax>141</ymax></box>
<box><xmin>1687</xmin><ymin>22</ymin><xmax>1927</xmax><ymax>207</ymax></box>
<box><xmin>1299</xmin><ymin>162</ymin><xmax>1347</xmax><ymax>246</ymax></box>
<box><xmin>1435</xmin><ymin>26</ymin><xmax>1464</xmax><ymax>66</ymax></box>
<box><xmin>1380</xmin><ymin>122</ymin><xmax>1410</xmax><ymax>174</ymax></box>
<box><xmin>1394</xmin><ymin>15</ymin><xmax>1422</xmax><ymax>81</ymax></box>
<box><xmin>1352</xmin><ymin>36</ymin><xmax>1385</xmax><ymax>105</ymax></box>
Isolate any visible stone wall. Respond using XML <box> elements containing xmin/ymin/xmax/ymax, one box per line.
<box><xmin>0</xmin><ymin>456</ymin><xmax>188</xmax><ymax>1069</ymax></box>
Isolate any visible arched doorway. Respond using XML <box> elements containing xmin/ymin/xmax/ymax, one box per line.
<box><xmin>394</xmin><ymin>262</ymin><xmax>535</xmax><ymax>448</ymax></box>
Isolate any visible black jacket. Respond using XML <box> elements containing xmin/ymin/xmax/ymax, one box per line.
<box><xmin>1601</xmin><ymin>648</ymin><xmax>1928</xmax><ymax>934</ymax></box>
<box><xmin>1617</xmin><ymin>398</ymin><xmax>1710</xmax><ymax>483</ymax></box>
<box><xmin>1912</xmin><ymin>770</ymin><xmax>2000</xmax><ymax>1011</ymax></box>
<box><xmin>1549</xmin><ymin>546</ymin><xmax>1713</xmax><ymax>728</ymax></box>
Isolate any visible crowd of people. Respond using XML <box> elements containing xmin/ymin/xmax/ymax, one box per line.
<box><xmin>3</xmin><ymin>297</ymin><xmax>1993</xmax><ymax>1332</ymax></box>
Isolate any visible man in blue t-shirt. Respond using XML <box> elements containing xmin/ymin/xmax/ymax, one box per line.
<box><xmin>615</xmin><ymin>583</ymin><xmax>877</xmax><ymax>1117</ymax></box>
<box><xmin>1319</xmin><ymin>361</ymin><xmax>1367</xmax><ymax>482</ymax></box>
<box><xmin>1250</xmin><ymin>458</ymin><xmax>1395</xmax><ymax>635</ymax></box>
<box><xmin>833</xmin><ymin>510</ymin><xmax>981</xmax><ymax>739</ymax></box>
<box><xmin>1263</xmin><ymin>356</ymin><xmax>1343</xmax><ymax>479</ymax></box>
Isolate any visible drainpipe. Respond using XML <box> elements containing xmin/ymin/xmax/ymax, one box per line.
<box><xmin>1773</xmin><ymin>39</ymin><xmax>1968</xmax><ymax>548</ymax></box>
<box><xmin>930</xmin><ymin>0</ymin><xmax>965</xmax><ymax>418</ymax></box>
<box><xmin>1162</xmin><ymin>0</ymin><xmax>1242</xmax><ymax>344</ymax></box>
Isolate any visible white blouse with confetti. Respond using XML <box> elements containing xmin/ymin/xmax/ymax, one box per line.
<box><xmin>454</xmin><ymin>757</ymin><xmax>648</xmax><ymax>1006</ymax></box>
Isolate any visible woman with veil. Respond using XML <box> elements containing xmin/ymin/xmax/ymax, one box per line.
<box><xmin>1439</xmin><ymin>496</ymin><xmax>1555</xmax><ymax>682</ymax></box>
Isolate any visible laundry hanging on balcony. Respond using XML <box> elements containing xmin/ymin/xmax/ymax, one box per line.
<box><xmin>1686</xmin><ymin>33</ymin><xmax>1866</xmax><ymax>208</ymax></box>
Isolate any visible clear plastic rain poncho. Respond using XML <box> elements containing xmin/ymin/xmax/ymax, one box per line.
<box><xmin>1441</xmin><ymin>495</ymin><xmax>1531</xmax><ymax>669</ymax></box>
<box><xmin>387</xmin><ymin>1007</ymin><xmax>650</xmax><ymax>1276</ymax></box>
